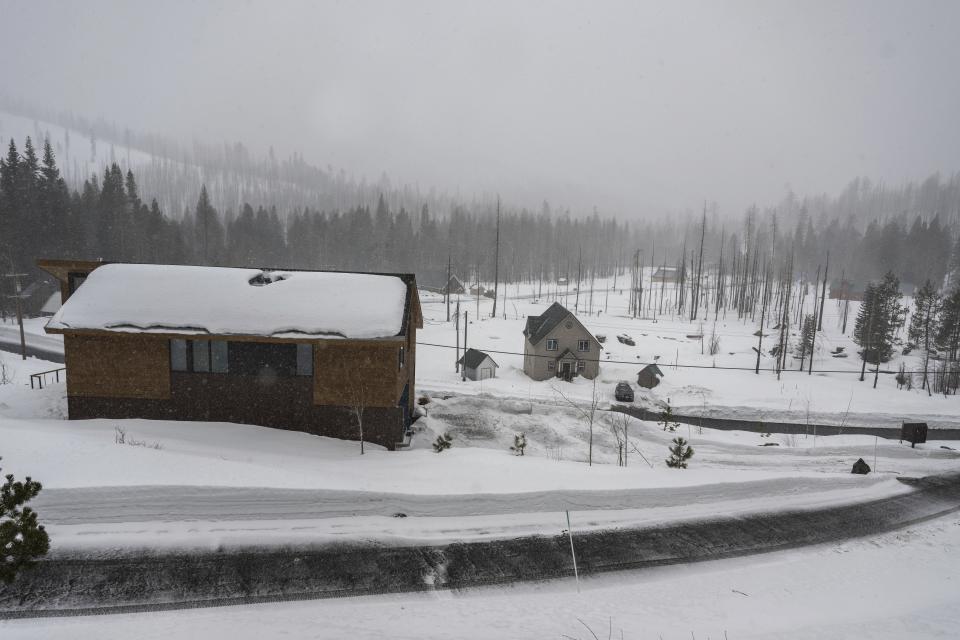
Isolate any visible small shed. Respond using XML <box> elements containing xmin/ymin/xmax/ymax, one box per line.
<box><xmin>901</xmin><ymin>422</ymin><xmax>928</xmax><ymax>448</ymax></box>
<box><xmin>458</xmin><ymin>348</ymin><xmax>498</xmax><ymax>381</ymax></box>
<box><xmin>651</xmin><ymin>266</ymin><xmax>681</xmax><ymax>284</ymax></box>
<box><xmin>637</xmin><ymin>363</ymin><xmax>664</xmax><ymax>389</ymax></box>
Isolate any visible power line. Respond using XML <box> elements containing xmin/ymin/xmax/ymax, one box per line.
<box><xmin>414</xmin><ymin>341</ymin><xmax>903</xmax><ymax>375</ymax></box>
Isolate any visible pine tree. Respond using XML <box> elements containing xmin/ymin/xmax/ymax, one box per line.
<box><xmin>510</xmin><ymin>433</ymin><xmax>527</xmax><ymax>456</ymax></box>
<box><xmin>908</xmin><ymin>279</ymin><xmax>942</xmax><ymax>393</ymax></box>
<box><xmin>658</xmin><ymin>401</ymin><xmax>680</xmax><ymax>432</ymax></box>
<box><xmin>0</xmin><ymin>140</ymin><xmax>20</xmax><ymax>260</ymax></box>
<box><xmin>432</xmin><ymin>432</ymin><xmax>453</xmax><ymax>453</ymax></box>
<box><xmin>666</xmin><ymin>437</ymin><xmax>694</xmax><ymax>469</ymax></box>
<box><xmin>909</xmin><ymin>280</ymin><xmax>941</xmax><ymax>350</ymax></box>
<box><xmin>194</xmin><ymin>185</ymin><xmax>224</xmax><ymax>265</ymax></box>
<box><xmin>796</xmin><ymin>313</ymin><xmax>815</xmax><ymax>369</ymax></box>
<box><xmin>37</xmin><ymin>139</ymin><xmax>70</xmax><ymax>259</ymax></box>
<box><xmin>1</xmin><ymin>457</ymin><xmax>50</xmax><ymax>583</ymax></box>
<box><xmin>937</xmin><ymin>286</ymin><xmax>960</xmax><ymax>363</ymax></box>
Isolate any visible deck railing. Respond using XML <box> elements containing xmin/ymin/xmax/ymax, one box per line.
<box><xmin>30</xmin><ymin>367</ymin><xmax>66</xmax><ymax>390</ymax></box>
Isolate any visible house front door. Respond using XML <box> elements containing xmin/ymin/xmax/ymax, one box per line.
<box><xmin>560</xmin><ymin>361</ymin><xmax>572</xmax><ymax>381</ymax></box>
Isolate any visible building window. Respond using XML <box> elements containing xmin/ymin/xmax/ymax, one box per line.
<box><xmin>170</xmin><ymin>339</ymin><xmax>188</xmax><ymax>371</ymax></box>
<box><xmin>211</xmin><ymin>341</ymin><xmax>229</xmax><ymax>373</ymax></box>
<box><xmin>578</xmin><ymin>339</ymin><xmax>590</xmax><ymax>352</ymax></box>
<box><xmin>67</xmin><ymin>272</ymin><xmax>88</xmax><ymax>296</ymax></box>
<box><xmin>229</xmin><ymin>342</ymin><xmax>297</xmax><ymax>377</ymax></box>
<box><xmin>546</xmin><ymin>338</ymin><xmax>558</xmax><ymax>351</ymax></box>
<box><xmin>296</xmin><ymin>343</ymin><xmax>313</xmax><ymax>376</ymax></box>
<box><xmin>399</xmin><ymin>346</ymin><xmax>406</xmax><ymax>369</ymax></box>
<box><xmin>576</xmin><ymin>360</ymin><xmax>585</xmax><ymax>373</ymax></box>
<box><xmin>547</xmin><ymin>360</ymin><xmax>555</xmax><ymax>371</ymax></box>
<box><xmin>170</xmin><ymin>339</ymin><xmax>229</xmax><ymax>373</ymax></box>
<box><xmin>192</xmin><ymin>339</ymin><xmax>211</xmax><ymax>372</ymax></box>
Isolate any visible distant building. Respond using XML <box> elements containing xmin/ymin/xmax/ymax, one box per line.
<box><xmin>651</xmin><ymin>266</ymin><xmax>681</xmax><ymax>284</ymax></box>
<box><xmin>829</xmin><ymin>279</ymin><xmax>865</xmax><ymax>301</ymax></box>
<box><xmin>39</xmin><ymin>292</ymin><xmax>61</xmax><ymax>316</ymax></box>
<box><xmin>39</xmin><ymin>259</ymin><xmax>423</xmax><ymax>450</ymax></box>
<box><xmin>637</xmin><ymin>363</ymin><xmax>664</xmax><ymax>389</ymax></box>
<box><xmin>419</xmin><ymin>270</ymin><xmax>465</xmax><ymax>295</ymax></box>
<box><xmin>457</xmin><ymin>348</ymin><xmax>498</xmax><ymax>381</ymax></box>
<box><xmin>522</xmin><ymin>302</ymin><xmax>600</xmax><ymax>381</ymax></box>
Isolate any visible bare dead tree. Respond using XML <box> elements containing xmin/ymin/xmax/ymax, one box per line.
<box><xmin>606</xmin><ymin>412</ymin><xmax>633</xmax><ymax>466</ymax></box>
<box><xmin>553</xmin><ymin>377</ymin><xmax>601</xmax><ymax>466</ymax></box>
<box><xmin>349</xmin><ymin>383</ymin><xmax>368</xmax><ymax>454</ymax></box>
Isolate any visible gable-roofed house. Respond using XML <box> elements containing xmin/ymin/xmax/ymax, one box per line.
<box><xmin>522</xmin><ymin>302</ymin><xmax>601</xmax><ymax>381</ymax></box>
<box><xmin>419</xmin><ymin>270</ymin><xmax>466</xmax><ymax>296</ymax></box>
<box><xmin>637</xmin><ymin>363</ymin><xmax>664</xmax><ymax>389</ymax></box>
<box><xmin>39</xmin><ymin>259</ymin><xmax>422</xmax><ymax>450</ymax></box>
<box><xmin>457</xmin><ymin>348</ymin><xmax>498</xmax><ymax>381</ymax></box>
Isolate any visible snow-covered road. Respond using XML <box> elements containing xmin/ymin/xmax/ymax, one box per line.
<box><xmin>35</xmin><ymin>476</ymin><xmax>908</xmax><ymax>525</ymax></box>
<box><xmin>37</xmin><ymin>476</ymin><xmax>913</xmax><ymax>551</ymax></box>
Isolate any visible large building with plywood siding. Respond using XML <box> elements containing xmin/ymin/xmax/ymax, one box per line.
<box><xmin>39</xmin><ymin>259</ymin><xmax>422</xmax><ymax>450</ymax></box>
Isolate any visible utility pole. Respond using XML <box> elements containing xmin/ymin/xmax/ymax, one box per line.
<box><xmin>462</xmin><ymin>311</ymin><xmax>468</xmax><ymax>382</ymax></box>
<box><xmin>2</xmin><ymin>270</ymin><xmax>29</xmax><ymax>361</ymax></box>
<box><xmin>455</xmin><ymin>300</ymin><xmax>461</xmax><ymax>373</ymax></box>
<box><xmin>491</xmin><ymin>197</ymin><xmax>501</xmax><ymax>319</ymax></box>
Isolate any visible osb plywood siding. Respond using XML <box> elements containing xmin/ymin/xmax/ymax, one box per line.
<box><xmin>313</xmin><ymin>341</ymin><xmax>404</xmax><ymax>408</ymax></box>
<box><xmin>64</xmin><ymin>334</ymin><xmax>171</xmax><ymax>400</ymax></box>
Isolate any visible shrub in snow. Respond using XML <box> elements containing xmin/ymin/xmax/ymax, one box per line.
<box><xmin>510</xmin><ymin>433</ymin><xmax>527</xmax><ymax>456</ymax></box>
<box><xmin>432</xmin><ymin>433</ymin><xmax>453</xmax><ymax>453</ymax></box>
<box><xmin>0</xmin><ymin>456</ymin><xmax>50</xmax><ymax>583</ymax></box>
<box><xmin>658</xmin><ymin>402</ymin><xmax>679</xmax><ymax>432</ymax></box>
<box><xmin>708</xmin><ymin>326</ymin><xmax>721</xmax><ymax>355</ymax></box>
<box><xmin>896</xmin><ymin>363</ymin><xmax>909</xmax><ymax>389</ymax></box>
<box><xmin>0</xmin><ymin>362</ymin><xmax>13</xmax><ymax>385</ymax></box>
<box><xmin>666</xmin><ymin>437</ymin><xmax>694</xmax><ymax>469</ymax></box>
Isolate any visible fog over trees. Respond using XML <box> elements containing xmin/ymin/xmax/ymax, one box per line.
<box><xmin>1</xmin><ymin>111</ymin><xmax>958</xmax><ymax>295</ymax></box>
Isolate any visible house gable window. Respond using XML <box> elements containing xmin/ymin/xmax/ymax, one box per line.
<box><xmin>578</xmin><ymin>339</ymin><xmax>590</xmax><ymax>352</ymax></box>
<box><xmin>547</xmin><ymin>360</ymin><xmax>555</xmax><ymax>371</ymax></box>
<box><xmin>546</xmin><ymin>338</ymin><xmax>559</xmax><ymax>351</ymax></box>
<box><xmin>67</xmin><ymin>272</ymin><xmax>88</xmax><ymax>296</ymax></box>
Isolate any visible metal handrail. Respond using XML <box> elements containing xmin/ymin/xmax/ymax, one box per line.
<box><xmin>29</xmin><ymin>367</ymin><xmax>66</xmax><ymax>390</ymax></box>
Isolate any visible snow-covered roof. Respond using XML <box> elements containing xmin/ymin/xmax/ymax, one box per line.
<box><xmin>46</xmin><ymin>264</ymin><xmax>410</xmax><ymax>340</ymax></box>
<box><xmin>40</xmin><ymin>292</ymin><xmax>61</xmax><ymax>315</ymax></box>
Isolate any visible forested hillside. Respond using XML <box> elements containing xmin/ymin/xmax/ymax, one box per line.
<box><xmin>1</xmin><ymin>100</ymin><xmax>960</xmax><ymax>302</ymax></box>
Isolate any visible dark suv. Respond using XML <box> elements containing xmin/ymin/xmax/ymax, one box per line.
<box><xmin>614</xmin><ymin>381</ymin><xmax>634</xmax><ymax>402</ymax></box>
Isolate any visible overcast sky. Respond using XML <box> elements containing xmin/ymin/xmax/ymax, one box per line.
<box><xmin>1</xmin><ymin>0</ymin><xmax>959</xmax><ymax>217</ymax></box>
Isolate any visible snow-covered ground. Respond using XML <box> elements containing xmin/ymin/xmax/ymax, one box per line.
<box><xmin>416</xmin><ymin>276</ymin><xmax>960</xmax><ymax>428</ymax></box>
<box><xmin>7</xmin><ymin>270</ymin><xmax>959</xmax><ymax>427</ymax></box>
<box><xmin>5</xmin><ymin>515</ymin><xmax>960</xmax><ymax>639</ymax></box>
<box><xmin>2</xmin><ymin>347</ymin><xmax>958</xmax><ymax>555</ymax></box>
